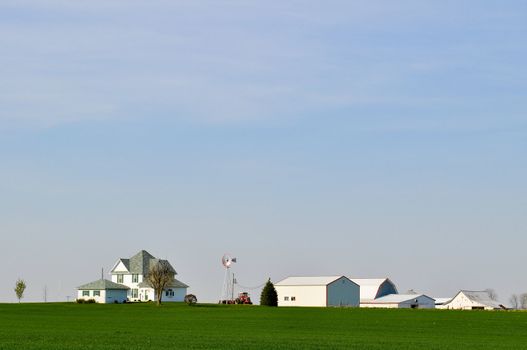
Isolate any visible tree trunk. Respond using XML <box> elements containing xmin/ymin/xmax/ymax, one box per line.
<box><xmin>157</xmin><ymin>288</ymin><xmax>162</xmax><ymax>306</ymax></box>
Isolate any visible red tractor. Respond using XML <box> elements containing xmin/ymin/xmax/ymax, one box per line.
<box><xmin>235</xmin><ymin>292</ymin><xmax>253</xmax><ymax>305</ymax></box>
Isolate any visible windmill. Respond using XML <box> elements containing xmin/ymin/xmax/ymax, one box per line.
<box><xmin>219</xmin><ymin>253</ymin><xmax>237</xmax><ymax>303</ymax></box>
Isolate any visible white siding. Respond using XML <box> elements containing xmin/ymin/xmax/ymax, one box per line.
<box><xmin>276</xmin><ymin>285</ymin><xmax>327</xmax><ymax>307</ymax></box>
<box><xmin>444</xmin><ymin>292</ymin><xmax>496</xmax><ymax>310</ymax></box>
<box><xmin>112</xmin><ymin>261</ymin><xmax>129</xmax><ymax>273</ymax></box>
<box><xmin>77</xmin><ymin>289</ymin><xmax>127</xmax><ymax>304</ymax></box>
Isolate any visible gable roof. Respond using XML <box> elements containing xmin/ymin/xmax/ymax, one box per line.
<box><xmin>365</xmin><ymin>294</ymin><xmax>435</xmax><ymax>304</ymax></box>
<box><xmin>78</xmin><ymin>279</ymin><xmax>129</xmax><ymax>290</ymax></box>
<box><xmin>350</xmin><ymin>278</ymin><xmax>398</xmax><ymax>300</ymax></box>
<box><xmin>111</xmin><ymin>250</ymin><xmax>177</xmax><ymax>275</ymax></box>
<box><xmin>456</xmin><ymin>290</ymin><xmax>506</xmax><ymax>309</ymax></box>
<box><xmin>275</xmin><ymin>276</ymin><xmax>351</xmax><ymax>286</ymax></box>
<box><xmin>110</xmin><ymin>258</ymin><xmax>130</xmax><ymax>273</ymax></box>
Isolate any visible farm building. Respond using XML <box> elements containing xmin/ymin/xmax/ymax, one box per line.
<box><xmin>442</xmin><ymin>290</ymin><xmax>507</xmax><ymax>310</ymax></box>
<box><xmin>77</xmin><ymin>279</ymin><xmax>129</xmax><ymax>303</ymax></box>
<box><xmin>350</xmin><ymin>278</ymin><xmax>398</xmax><ymax>306</ymax></box>
<box><xmin>433</xmin><ymin>297</ymin><xmax>453</xmax><ymax>309</ymax></box>
<box><xmin>110</xmin><ymin>250</ymin><xmax>189</xmax><ymax>302</ymax></box>
<box><xmin>360</xmin><ymin>294</ymin><xmax>435</xmax><ymax>309</ymax></box>
<box><xmin>275</xmin><ymin>276</ymin><xmax>360</xmax><ymax>307</ymax></box>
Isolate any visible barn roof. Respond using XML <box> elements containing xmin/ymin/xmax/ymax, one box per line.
<box><xmin>77</xmin><ymin>279</ymin><xmax>129</xmax><ymax>290</ymax></box>
<box><xmin>364</xmin><ymin>294</ymin><xmax>434</xmax><ymax>304</ymax></box>
<box><xmin>458</xmin><ymin>290</ymin><xmax>506</xmax><ymax>309</ymax></box>
<box><xmin>350</xmin><ymin>278</ymin><xmax>398</xmax><ymax>300</ymax></box>
<box><xmin>275</xmin><ymin>276</ymin><xmax>351</xmax><ymax>286</ymax></box>
<box><xmin>433</xmin><ymin>297</ymin><xmax>452</xmax><ymax>305</ymax></box>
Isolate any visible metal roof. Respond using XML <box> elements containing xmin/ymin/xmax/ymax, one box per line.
<box><xmin>350</xmin><ymin>278</ymin><xmax>397</xmax><ymax>300</ymax></box>
<box><xmin>365</xmin><ymin>294</ymin><xmax>434</xmax><ymax>304</ymax></box>
<box><xmin>433</xmin><ymin>297</ymin><xmax>452</xmax><ymax>305</ymax></box>
<box><xmin>78</xmin><ymin>279</ymin><xmax>129</xmax><ymax>290</ymax></box>
<box><xmin>457</xmin><ymin>290</ymin><xmax>505</xmax><ymax>309</ymax></box>
<box><xmin>275</xmin><ymin>276</ymin><xmax>349</xmax><ymax>286</ymax></box>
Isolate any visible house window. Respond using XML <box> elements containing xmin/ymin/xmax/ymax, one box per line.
<box><xmin>165</xmin><ymin>289</ymin><xmax>174</xmax><ymax>297</ymax></box>
<box><xmin>291</xmin><ymin>297</ymin><xmax>296</xmax><ymax>301</ymax></box>
<box><xmin>82</xmin><ymin>290</ymin><xmax>90</xmax><ymax>297</ymax></box>
<box><xmin>132</xmin><ymin>274</ymin><xmax>139</xmax><ymax>283</ymax></box>
<box><xmin>284</xmin><ymin>296</ymin><xmax>289</xmax><ymax>301</ymax></box>
<box><xmin>132</xmin><ymin>289</ymin><xmax>138</xmax><ymax>299</ymax></box>
<box><xmin>93</xmin><ymin>291</ymin><xmax>101</xmax><ymax>297</ymax></box>
<box><xmin>117</xmin><ymin>275</ymin><xmax>123</xmax><ymax>283</ymax></box>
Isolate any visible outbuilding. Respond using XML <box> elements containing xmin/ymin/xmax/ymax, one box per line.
<box><xmin>77</xmin><ymin>279</ymin><xmax>129</xmax><ymax>303</ymax></box>
<box><xmin>442</xmin><ymin>290</ymin><xmax>507</xmax><ymax>310</ymax></box>
<box><xmin>360</xmin><ymin>294</ymin><xmax>436</xmax><ymax>309</ymax></box>
<box><xmin>275</xmin><ymin>276</ymin><xmax>360</xmax><ymax>307</ymax></box>
<box><xmin>350</xmin><ymin>278</ymin><xmax>398</xmax><ymax>306</ymax></box>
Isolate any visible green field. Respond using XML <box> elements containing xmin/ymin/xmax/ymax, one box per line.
<box><xmin>1</xmin><ymin>303</ymin><xmax>526</xmax><ymax>349</ymax></box>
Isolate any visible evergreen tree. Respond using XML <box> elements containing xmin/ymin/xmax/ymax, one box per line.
<box><xmin>260</xmin><ymin>279</ymin><xmax>278</xmax><ymax>306</ymax></box>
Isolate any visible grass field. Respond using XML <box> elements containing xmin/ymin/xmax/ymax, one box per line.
<box><xmin>1</xmin><ymin>303</ymin><xmax>526</xmax><ymax>349</ymax></box>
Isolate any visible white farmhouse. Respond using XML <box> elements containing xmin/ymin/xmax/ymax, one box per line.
<box><xmin>442</xmin><ymin>290</ymin><xmax>507</xmax><ymax>310</ymax></box>
<box><xmin>275</xmin><ymin>276</ymin><xmax>360</xmax><ymax>307</ymax></box>
<box><xmin>350</xmin><ymin>278</ymin><xmax>398</xmax><ymax>306</ymax></box>
<box><xmin>110</xmin><ymin>250</ymin><xmax>189</xmax><ymax>302</ymax></box>
<box><xmin>77</xmin><ymin>279</ymin><xmax>129</xmax><ymax>303</ymax></box>
<box><xmin>360</xmin><ymin>294</ymin><xmax>435</xmax><ymax>309</ymax></box>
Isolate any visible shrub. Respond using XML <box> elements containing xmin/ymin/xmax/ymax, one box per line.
<box><xmin>184</xmin><ymin>294</ymin><xmax>197</xmax><ymax>305</ymax></box>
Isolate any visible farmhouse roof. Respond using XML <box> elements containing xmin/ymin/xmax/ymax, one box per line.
<box><xmin>138</xmin><ymin>278</ymin><xmax>189</xmax><ymax>289</ymax></box>
<box><xmin>113</xmin><ymin>250</ymin><xmax>177</xmax><ymax>275</ymax></box>
<box><xmin>275</xmin><ymin>276</ymin><xmax>353</xmax><ymax>286</ymax></box>
<box><xmin>78</xmin><ymin>279</ymin><xmax>129</xmax><ymax>290</ymax></box>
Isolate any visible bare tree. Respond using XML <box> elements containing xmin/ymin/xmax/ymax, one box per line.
<box><xmin>146</xmin><ymin>260</ymin><xmax>174</xmax><ymax>306</ymax></box>
<box><xmin>14</xmin><ymin>279</ymin><xmax>26</xmax><ymax>303</ymax></box>
<box><xmin>520</xmin><ymin>293</ymin><xmax>527</xmax><ymax>310</ymax></box>
<box><xmin>485</xmin><ymin>288</ymin><xmax>498</xmax><ymax>301</ymax></box>
<box><xmin>509</xmin><ymin>294</ymin><xmax>519</xmax><ymax>310</ymax></box>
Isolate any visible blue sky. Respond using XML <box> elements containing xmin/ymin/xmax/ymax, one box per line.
<box><xmin>0</xmin><ymin>1</ymin><xmax>526</xmax><ymax>303</ymax></box>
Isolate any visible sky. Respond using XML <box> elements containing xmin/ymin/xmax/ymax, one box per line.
<box><xmin>0</xmin><ymin>0</ymin><xmax>526</xmax><ymax>304</ymax></box>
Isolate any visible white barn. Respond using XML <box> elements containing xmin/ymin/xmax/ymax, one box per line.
<box><xmin>350</xmin><ymin>278</ymin><xmax>398</xmax><ymax>306</ymax></box>
<box><xmin>442</xmin><ymin>290</ymin><xmax>507</xmax><ymax>310</ymax></box>
<box><xmin>360</xmin><ymin>294</ymin><xmax>435</xmax><ymax>309</ymax></box>
<box><xmin>275</xmin><ymin>276</ymin><xmax>360</xmax><ymax>307</ymax></box>
<box><xmin>77</xmin><ymin>279</ymin><xmax>129</xmax><ymax>303</ymax></box>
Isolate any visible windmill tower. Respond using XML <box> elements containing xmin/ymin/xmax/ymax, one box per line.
<box><xmin>220</xmin><ymin>253</ymin><xmax>237</xmax><ymax>303</ymax></box>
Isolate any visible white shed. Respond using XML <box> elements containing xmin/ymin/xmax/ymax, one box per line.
<box><xmin>275</xmin><ymin>276</ymin><xmax>360</xmax><ymax>307</ymax></box>
<box><xmin>350</xmin><ymin>278</ymin><xmax>398</xmax><ymax>306</ymax></box>
<box><xmin>442</xmin><ymin>290</ymin><xmax>507</xmax><ymax>310</ymax></box>
<box><xmin>360</xmin><ymin>294</ymin><xmax>436</xmax><ymax>309</ymax></box>
<box><xmin>77</xmin><ymin>279</ymin><xmax>129</xmax><ymax>303</ymax></box>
